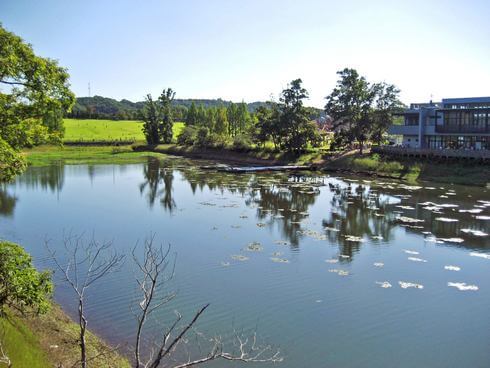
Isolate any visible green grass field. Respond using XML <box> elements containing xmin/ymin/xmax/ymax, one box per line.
<box><xmin>63</xmin><ymin>119</ymin><xmax>185</xmax><ymax>142</ymax></box>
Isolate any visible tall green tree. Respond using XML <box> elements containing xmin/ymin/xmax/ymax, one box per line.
<box><xmin>325</xmin><ymin>68</ymin><xmax>401</xmax><ymax>153</ymax></box>
<box><xmin>214</xmin><ymin>107</ymin><xmax>228</xmax><ymax>136</ymax></box>
<box><xmin>236</xmin><ymin>102</ymin><xmax>250</xmax><ymax>134</ymax></box>
<box><xmin>226</xmin><ymin>103</ymin><xmax>238</xmax><ymax>137</ymax></box>
<box><xmin>158</xmin><ymin>88</ymin><xmax>175</xmax><ymax>144</ymax></box>
<box><xmin>370</xmin><ymin>82</ymin><xmax>403</xmax><ymax>144</ymax></box>
<box><xmin>205</xmin><ymin>106</ymin><xmax>216</xmax><ymax>131</ymax></box>
<box><xmin>277</xmin><ymin>79</ymin><xmax>320</xmax><ymax>152</ymax></box>
<box><xmin>186</xmin><ymin>101</ymin><xmax>198</xmax><ymax>126</ymax></box>
<box><xmin>196</xmin><ymin>104</ymin><xmax>207</xmax><ymax>126</ymax></box>
<box><xmin>0</xmin><ymin>24</ymin><xmax>75</xmax><ymax>181</ymax></box>
<box><xmin>142</xmin><ymin>88</ymin><xmax>177</xmax><ymax>144</ymax></box>
<box><xmin>142</xmin><ymin>94</ymin><xmax>161</xmax><ymax>144</ymax></box>
<box><xmin>252</xmin><ymin>104</ymin><xmax>280</xmax><ymax>148</ymax></box>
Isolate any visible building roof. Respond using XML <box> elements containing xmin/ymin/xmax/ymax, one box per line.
<box><xmin>442</xmin><ymin>97</ymin><xmax>490</xmax><ymax>104</ymax></box>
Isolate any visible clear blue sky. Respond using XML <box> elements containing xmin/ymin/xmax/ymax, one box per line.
<box><xmin>1</xmin><ymin>0</ymin><xmax>489</xmax><ymax>107</ymax></box>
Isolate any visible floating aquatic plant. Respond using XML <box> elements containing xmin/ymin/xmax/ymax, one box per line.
<box><xmin>448</xmin><ymin>282</ymin><xmax>478</xmax><ymax>291</ymax></box>
<box><xmin>435</xmin><ymin>217</ymin><xmax>459</xmax><ymax>222</ymax></box>
<box><xmin>408</xmin><ymin>257</ymin><xmax>427</xmax><ymax>263</ymax></box>
<box><xmin>461</xmin><ymin>229</ymin><xmax>488</xmax><ymax>237</ymax></box>
<box><xmin>245</xmin><ymin>242</ymin><xmax>263</xmax><ymax>252</ymax></box>
<box><xmin>230</xmin><ymin>254</ymin><xmax>249</xmax><ymax>261</ymax></box>
<box><xmin>398</xmin><ymin>281</ymin><xmax>424</xmax><ymax>289</ymax></box>
<box><xmin>270</xmin><ymin>257</ymin><xmax>289</xmax><ymax>263</ymax></box>
<box><xmin>469</xmin><ymin>252</ymin><xmax>490</xmax><ymax>260</ymax></box>
<box><xmin>444</xmin><ymin>265</ymin><xmax>461</xmax><ymax>271</ymax></box>
<box><xmin>376</xmin><ymin>281</ymin><xmax>392</xmax><ymax>288</ymax></box>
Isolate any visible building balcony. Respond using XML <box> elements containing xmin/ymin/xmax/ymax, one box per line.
<box><xmin>435</xmin><ymin>125</ymin><xmax>490</xmax><ymax>134</ymax></box>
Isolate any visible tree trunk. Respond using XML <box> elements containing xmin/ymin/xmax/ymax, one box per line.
<box><xmin>79</xmin><ymin>298</ymin><xmax>87</xmax><ymax>368</ymax></box>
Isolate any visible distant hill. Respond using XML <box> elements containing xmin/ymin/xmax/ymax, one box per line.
<box><xmin>67</xmin><ymin>96</ymin><xmax>323</xmax><ymax>120</ymax></box>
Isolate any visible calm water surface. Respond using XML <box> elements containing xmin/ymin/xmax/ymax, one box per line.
<box><xmin>1</xmin><ymin>156</ymin><xmax>489</xmax><ymax>367</ymax></box>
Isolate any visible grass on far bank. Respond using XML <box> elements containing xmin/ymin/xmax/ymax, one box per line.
<box><xmin>23</xmin><ymin>145</ymin><xmax>165</xmax><ymax>166</ymax></box>
<box><xmin>63</xmin><ymin>119</ymin><xmax>185</xmax><ymax>142</ymax></box>
<box><xmin>328</xmin><ymin>152</ymin><xmax>490</xmax><ymax>186</ymax></box>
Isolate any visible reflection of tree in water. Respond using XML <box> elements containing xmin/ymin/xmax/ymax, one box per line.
<box><xmin>16</xmin><ymin>164</ymin><xmax>65</xmax><ymax>193</ymax></box>
<box><xmin>178</xmin><ymin>167</ymin><xmax>322</xmax><ymax>247</ymax></box>
<box><xmin>378</xmin><ymin>185</ymin><xmax>490</xmax><ymax>250</ymax></box>
<box><xmin>245</xmin><ymin>175</ymin><xmax>321</xmax><ymax>247</ymax></box>
<box><xmin>0</xmin><ymin>186</ymin><xmax>17</xmax><ymax>217</ymax></box>
<box><xmin>139</xmin><ymin>158</ymin><xmax>176</xmax><ymax>212</ymax></box>
<box><xmin>322</xmin><ymin>182</ymin><xmax>397</xmax><ymax>259</ymax></box>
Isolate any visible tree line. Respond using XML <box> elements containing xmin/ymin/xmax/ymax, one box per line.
<box><xmin>66</xmin><ymin>95</ymin><xmax>284</xmax><ymax>121</ymax></box>
<box><xmin>1</xmin><ymin>22</ymin><xmax>403</xmax><ymax>184</ymax></box>
<box><xmin>143</xmin><ymin>73</ymin><xmax>402</xmax><ymax>153</ymax></box>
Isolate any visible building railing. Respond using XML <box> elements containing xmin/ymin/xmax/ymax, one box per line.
<box><xmin>373</xmin><ymin>146</ymin><xmax>490</xmax><ymax>160</ymax></box>
<box><xmin>435</xmin><ymin>125</ymin><xmax>489</xmax><ymax>134</ymax></box>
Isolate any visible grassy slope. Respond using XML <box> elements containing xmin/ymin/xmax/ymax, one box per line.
<box><xmin>63</xmin><ymin>119</ymin><xmax>185</xmax><ymax>142</ymax></box>
<box><xmin>326</xmin><ymin>152</ymin><xmax>490</xmax><ymax>186</ymax></box>
<box><xmin>1</xmin><ymin>305</ymin><xmax>130</xmax><ymax>368</ymax></box>
<box><xmin>0</xmin><ymin>314</ymin><xmax>50</xmax><ymax>368</ymax></box>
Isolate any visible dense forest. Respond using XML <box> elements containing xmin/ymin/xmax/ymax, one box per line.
<box><xmin>67</xmin><ymin>96</ymin><xmax>323</xmax><ymax>121</ymax></box>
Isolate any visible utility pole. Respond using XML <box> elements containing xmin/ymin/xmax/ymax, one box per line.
<box><xmin>88</xmin><ymin>82</ymin><xmax>91</xmax><ymax>98</ymax></box>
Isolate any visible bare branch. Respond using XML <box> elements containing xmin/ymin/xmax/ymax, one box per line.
<box><xmin>131</xmin><ymin>236</ymin><xmax>282</xmax><ymax>368</ymax></box>
<box><xmin>45</xmin><ymin>234</ymin><xmax>125</xmax><ymax>368</ymax></box>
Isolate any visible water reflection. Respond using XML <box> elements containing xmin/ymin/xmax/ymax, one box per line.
<box><xmin>16</xmin><ymin>164</ymin><xmax>65</xmax><ymax>193</ymax></box>
<box><xmin>139</xmin><ymin>158</ymin><xmax>176</xmax><ymax>212</ymax></box>
<box><xmin>322</xmin><ymin>181</ymin><xmax>397</xmax><ymax>258</ymax></box>
<box><xmin>0</xmin><ymin>186</ymin><xmax>17</xmax><ymax>217</ymax></box>
<box><xmin>3</xmin><ymin>157</ymin><xmax>489</xmax><ymax>253</ymax></box>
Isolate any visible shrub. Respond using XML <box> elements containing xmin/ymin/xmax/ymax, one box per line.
<box><xmin>0</xmin><ymin>241</ymin><xmax>53</xmax><ymax>314</ymax></box>
<box><xmin>232</xmin><ymin>134</ymin><xmax>252</xmax><ymax>151</ymax></box>
<box><xmin>177</xmin><ymin>126</ymin><xmax>197</xmax><ymax>146</ymax></box>
<box><xmin>208</xmin><ymin>133</ymin><xmax>228</xmax><ymax>149</ymax></box>
<box><xmin>195</xmin><ymin>127</ymin><xmax>210</xmax><ymax>147</ymax></box>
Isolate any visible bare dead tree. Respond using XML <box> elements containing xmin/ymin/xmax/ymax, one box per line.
<box><xmin>46</xmin><ymin>234</ymin><xmax>125</xmax><ymax>368</ymax></box>
<box><xmin>132</xmin><ymin>236</ymin><xmax>282</xmax><ymax>368</ymax></box>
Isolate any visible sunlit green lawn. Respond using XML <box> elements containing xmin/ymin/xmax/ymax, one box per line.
<box><xmin>63</xmin><ymin>119</ymin><xmax>184</xmax><ymax>142</ymax></box>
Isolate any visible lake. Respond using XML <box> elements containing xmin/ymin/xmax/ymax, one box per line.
<box><xmin>1</xmin><ymin>156</ymin><xmax>489</xmax><ymax>367</ymax></box>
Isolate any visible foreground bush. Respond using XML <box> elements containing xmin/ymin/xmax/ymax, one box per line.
<box><xmin>0</xmin><ymin>138</ymin><xmax>27</xmax><ymax>182</ymax></box>
<box><xmin>0</xmin><ymin>241</ymin><xmax>52</xmax><ymax>314</ymax></box>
